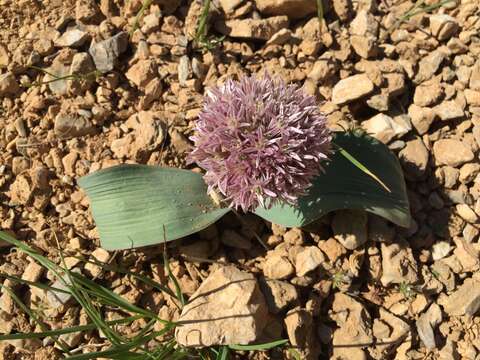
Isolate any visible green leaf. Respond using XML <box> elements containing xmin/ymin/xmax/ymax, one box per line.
<box><xmin>78</xmin><ymin>165</ymin><xmax>230</xmax><ymax>250</ymax></box>
<box><xmin>228</xmin><ymin>339</ymin><xmax>289</xmax><ymax>351</ymax></box>
<box><xmin>255</xmin><ymin>131</ymin><xmax>410</xmax><ymax>228</ymax></box>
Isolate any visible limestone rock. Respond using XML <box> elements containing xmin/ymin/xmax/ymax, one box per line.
<box><xmin>175</xmin><ymin>266</ymin><xmax>268</xmax><ymax>346</ymax></box>
<box><xmin>263</xmin><ymin>254</ymin><xmax>294</xmax><ymax>280</ymax></box>
<box><xmin>215</xmin><ymin>16</ymin><xmax>289</xmax><ymax>40</ymax></box>
<box><xmin>126</xmin><ymin>60</ymin><xmax>157</xmax><ymax>89</ymax></box>
<box><xmin>295</xmin><ymin>246</ymin><xmax>325</xmax><ymax>277</ymax></box>
<box><xmin>111</xmin><ymin>111</ymin><xmax>165</xmax><ymax>161</ymax></box>
<box><xmin>332</xmin><ymin>74</ymin><xmax>374</xmax><ymax>105</ymax></box>
<box><xmin>434</xmin><ymin>100</ymin><xmax>464</xmax><ymax>121</ymax></box>
<box><xmin>331</xmin><ymin>293</ymin><xmax>372</xmax><ymax>360</ymax></box>
<box><xmin>362</xmin><ymin>113</ymin><xmax>396</xmax><ymax>144</ymax></box>
<box><xmin>260</xmin><ymin>278</ymin><xmax>298</xmax><ymax>314</ymax></box>
<box><xmin>416</xmin><ymin>303</ymin><xmax>442</xmax><ymax>349</ymax></box>
<box><xmin>89</xmin><ymin>32</ymin><xmax>128</xmax><ymax>73</ymax></box>
<box><xmin>415</xmin><ymin>50</ymin><xmax>446</xmax><ymax>84</ymax></box>
<box><xmin>332</xmin><ymin>210</ymin><xmax>368</xmax><ymax>250</ymax></box>
<box><xmin>399</xmin><ymin>138</ymin><xmax>429</xmax><ymax>178</ymax></box>
<box><xmin>54</xmin><ymin>27</ymin><xmax>89</xmax><ymax>48</ymax></box>
<box><xmin>442</xmin><ymin>277</ymin><xmax>480</xmax><ymax>316</ymax></box>
<box><xmin>373</xmin><ymin>307</ymin><xmax>410</xmax><ymax>355</ymax></box>
<box><xmin>255</xmin><ymin>0</ymin><xmax>317</xmax><ymax>19</ymax></box>
<box><xmin>433</xmin><ymin>139</ymin><xmax>474</xmax><ymax>167</ymax></box>
<box><xmin>430</xmin><ymin>14</ymin><xmax>458</xmax><ymax>41</ymax></box>
<box><xmin>285</xmin><ymin>309</ymin><xmax>320</xmax><ymax>360</ymax></box>
<box><xmin>408</xmin><ymin>104</ymin><xmax>436</xmax><ymax>135</ymax></box>
<box><xmin>413</xmin><ymin>81</ymin><xmax>443</xmax><ymax>107</ymax></box>
<box><xmin>0</xmin><ymin>72</ymin><xmax>20</xmax><ymax>96</ymax></box>
<box><xmin>54</xmin><ymin>113</ymin><xmax>96</xmax><ymax>139</ymax></box>
<box><xmin>380</xmin><ymin>240</ymin><xmax>418</xmax><ymax>286</ymax></box>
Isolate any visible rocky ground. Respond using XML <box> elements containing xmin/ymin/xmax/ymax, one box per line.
<box><xmin>1</xmin><ymin>0</ymin><xmax>480</xmax><ymax>359</ymax></box>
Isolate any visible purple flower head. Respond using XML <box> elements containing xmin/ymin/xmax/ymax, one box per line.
<box><xmin>188</xmin><ymin>73</ymin><xmax>332</xmax><ymax>212</ymax></box>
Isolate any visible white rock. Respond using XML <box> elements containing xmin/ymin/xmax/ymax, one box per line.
<box><xmin>442</xmin><ymin>277</ymin><xmax>480</xmax><ymax>317</ymax></box>
<box><xmin>255</xmin><ymin>0</ymin><xmax>317</xmax><ymax>19</ymax></box>
<box><xmin>362</xmin><ymin>114</ymin><xmax>396</xmax><ymax>143</ymax></box>
<box><xmin>416</xmin><ymin>303</ymin><xmax>442</xmax><ymax>349</ymax></box>
<box><xmin>431</xmin><ymin>241</ymin><xmax>452</xmax><ymax>261</ymax></box>
<box><xmin>215</xmin><ymin>16</ymin><xmax>289</xmax><ymax>40</ymax></box>
<box><xmin>54</xmin><ymin>28</ymin><xmax>89</xmax><ymax>47</ymax></box>
<box><xmin>433</xmin><ymin>139</ymin><xmax>474</xmax><ymax>167</ymax></box>
<box><xmin>332</xmin><ymin>74</ymin><xmax>374</xmax><ymax>105</ymax></box>
<box><xmin>295</xmin><ymin>246</ymin><xmax>325</xmax><ymax>277</ymax></box>
<box><xmin>175</xmin><ymin>266</ymin><xmax>268</xmax><ymax>346</ymax></box>
<box><xmin>381</xmin><ymin>240</ymin><xmax>418</xmax><ymax>286</ymax></box>
<box><xmin>430</xmin><ymin>14</ymin><xmax>458</xmax><ymax>41</ymax></box>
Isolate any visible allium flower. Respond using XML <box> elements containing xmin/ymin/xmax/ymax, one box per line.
<box><xmin>188</xmin><ymin>73</ymin><xmax>332</xmax><ymax>212</ymax></box>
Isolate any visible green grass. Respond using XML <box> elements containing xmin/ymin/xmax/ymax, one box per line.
<box><xmin>25</xmin><ymin>65</ymin><xmax>100</xmax><ymax>89</ymax></box>
<box><xmin>389</xmin><ymin>0</ymin><xmax>455</xmax><ymax>33</ymax></box>
<box><xmin>0</xmin><ymin>230</ymin><xmax>289</xmax><ymax>359</ymax></box>
<box><xmin>129</xmin><ymin>0</ymin><xmax>153</xmax><ymax>36</ymax></box>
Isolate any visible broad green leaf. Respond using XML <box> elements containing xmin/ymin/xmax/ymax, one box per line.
<box><xmin>78</xmin><ymin>165</ymin><xmax>230</xmax><ymax>250</ymax></box>
<box><xmin>255</xmin><ymin>131</ymin><xmax>411</xmax><ymax>228</ymax></box>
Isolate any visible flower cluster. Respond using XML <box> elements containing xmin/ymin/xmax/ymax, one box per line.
<box><xmin>188</xmin><ymin>74</ymin><xmax>331</xmax><ymax>211</ymax></box>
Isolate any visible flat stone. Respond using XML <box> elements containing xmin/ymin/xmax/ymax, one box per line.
<box><xmin>331</xmin><ymin>293</ymin><xmax>372</xmax><ymax>359</ymax></box>
<box><xmin>255</xmin><ymin>0</ymin><xmax>317</xmax><ymax>19</ymax></box>
<box><xmin>413</xmin><ymin>81</ymin><xmax>443</xmax><ymax>107</ymax></box>
<box><xmin>259</xmin><ymin>278</ymin><xmax>298</xmax><ymax>314</ymax></box>
<box><xmin>175</xmin><ymin>266</ymin><xmax>268</xmax><ymax>346</ymax></box>
<box><xmin>442</xmin><ymin>277</ymin><xmax>480</xmax><ymax>317</ymax></box>
<box><xmin>0</xmin><ymin>72</ymin><xmax>19</xmax><ymax>96</ymax></box>
<box><xmin>380</xmin><ymin>240</ymin><xmax>418</xmax><ymax>286</ymax></box>
<box><xmin>362</xmin><ymin>114</ymin><xmax>396</xmax><ymax>144</ymax></box>
<box><xmin>430</xmin><ymin>14</ymin><xmax>458</xmax><ymax>41</ymax></box>
<box><xmin>263</xmin><ymin>254</ymin><xmax>294</xmax><ymax>280</ymax></box>
<box><xmin>125</xmin><ymin>59</ymin><xmax>157</xmax><ymax>89</ymax></box>
<box><xmin>456</xmin><ymin>204</ymin><xmax>478</xmax><ymax>223</ymax></box>
<box><xmin>399</xmin><ymin>138</ymin><xmax>428</xmax><ymax>178</ymax></box>
<box><xmin>54</xmin><ymin>28</ymin><xmax>89</xmax><ymax>48</ymax></box>
<box><xmin>284</xmin><ymin>308</ymin><xmax>320</xmax><ymax>359</ymax></box>
<box><xmin>54</xmin><ymin>113</ymin><xmax>96</xmax><ymax>139</ymax></box>
<box><xmin>332</xmin><ymin>210</ymin><xmax>368</xmax><ymax>250</ymax></box>
<box><xmin>416</xmin><ymin>303</ymin><xmax>442</xmax><ymax>349</ymax></box>
<box><xmin>374</xmin><ymin>307</ymin><xmax>410</xmax><ymax>355</ymax></box>
<box><xmin>215</xmin><ymin>16</ymin><xmax>289</xmax><ymax>40</ymax></box>
<box><xmin>415</xmin><ymin>50</ymin><xmax>446</xmax><ymax>83</ymax></box>
<box><xmin>332</xmin><ymin>74</ymin><xmax>374</xmax><ymax>105</ymax></box>
<box><xmin>295</xmin><ymin>246</ymin><xmax>325</xmax><ymax>277</ymax></box>
<box><xmin>434</xmin><ymin>101</ymin><xmax>464</xmax><ymax>121</ymax></box>
<box><xmin>408</xmin><ymin>104</ymin><xmax>436</xmax><ymax>135</ymax></box>
<box><xmin>470</xmin><ymin>61</ymin><xmax>480</xmax><ymax>91</ymax></box>
<box><xmin>89</xmin><ymin>31</ymin><xmax>128</xmax><ymax>73</ymax></box>
<box><xmin>433</xmin><ymin>139</ymin><xmax>474</xmax><ymax>167</ymax></box>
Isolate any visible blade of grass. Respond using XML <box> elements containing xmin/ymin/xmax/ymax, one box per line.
<box><xmin>130</xmin><ymin>0</ymin><xmax>153</xmax><ymax>36</ymax></box>
<box><xmin>163</xmin><ymin>226</ymin><xmax>186</xmax><ymax>307</ymax></box>
<box><xmin>334</xmin><ymin>144</ymin><xmax>391</xmax><ymax>192</ymax></box>
<box><xmin>228</xmin><ymin>339</ymin><xmax>289</xmax><ymax>351</ymax></box>
<box><xmin>54</xmin><ymin>233</ymin><xmax>125</xmax><ymax>346</ymax></box>
<box><xmin>218</xmin><ymin>346</ymin><xmax>229</xmax><ymax>360</ymax></box>
<box><xmin>195</xmin><ymin>0</ymin><xmax>211</xmax><ymax>43</ymax></box>
<box><xmin>0</xmin><ymin>316</ymin><xmax>142</xmax><ymax>341</ymax></box>
<box><xmin>288</xmin><ymin>348</ymin><xmax>302</xmax><ymax>360</ymax></box>
<box><xmin>0</xmin><ymin>285</ymin><xmax>71</xmax><ymax>354</ymax></box>
<box><xmin>0</xmin><ymin>273</ymin><xmax>70</xmax><ymax>294</ymax></box>
<box><xmin>65</xmin><ymin>326</ymin><xmax>175</xmax><ymax>360</ymax></box>
<box><xmin>73</xmin><ymin>255</ymin><xmax>179</xmax><ymax>301</ymax></box>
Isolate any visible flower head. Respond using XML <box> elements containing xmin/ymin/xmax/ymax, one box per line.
<box><xmin>188</xmin><ymin>73</ymin><xmax>331</xmax><ymax>212</ymax></box>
